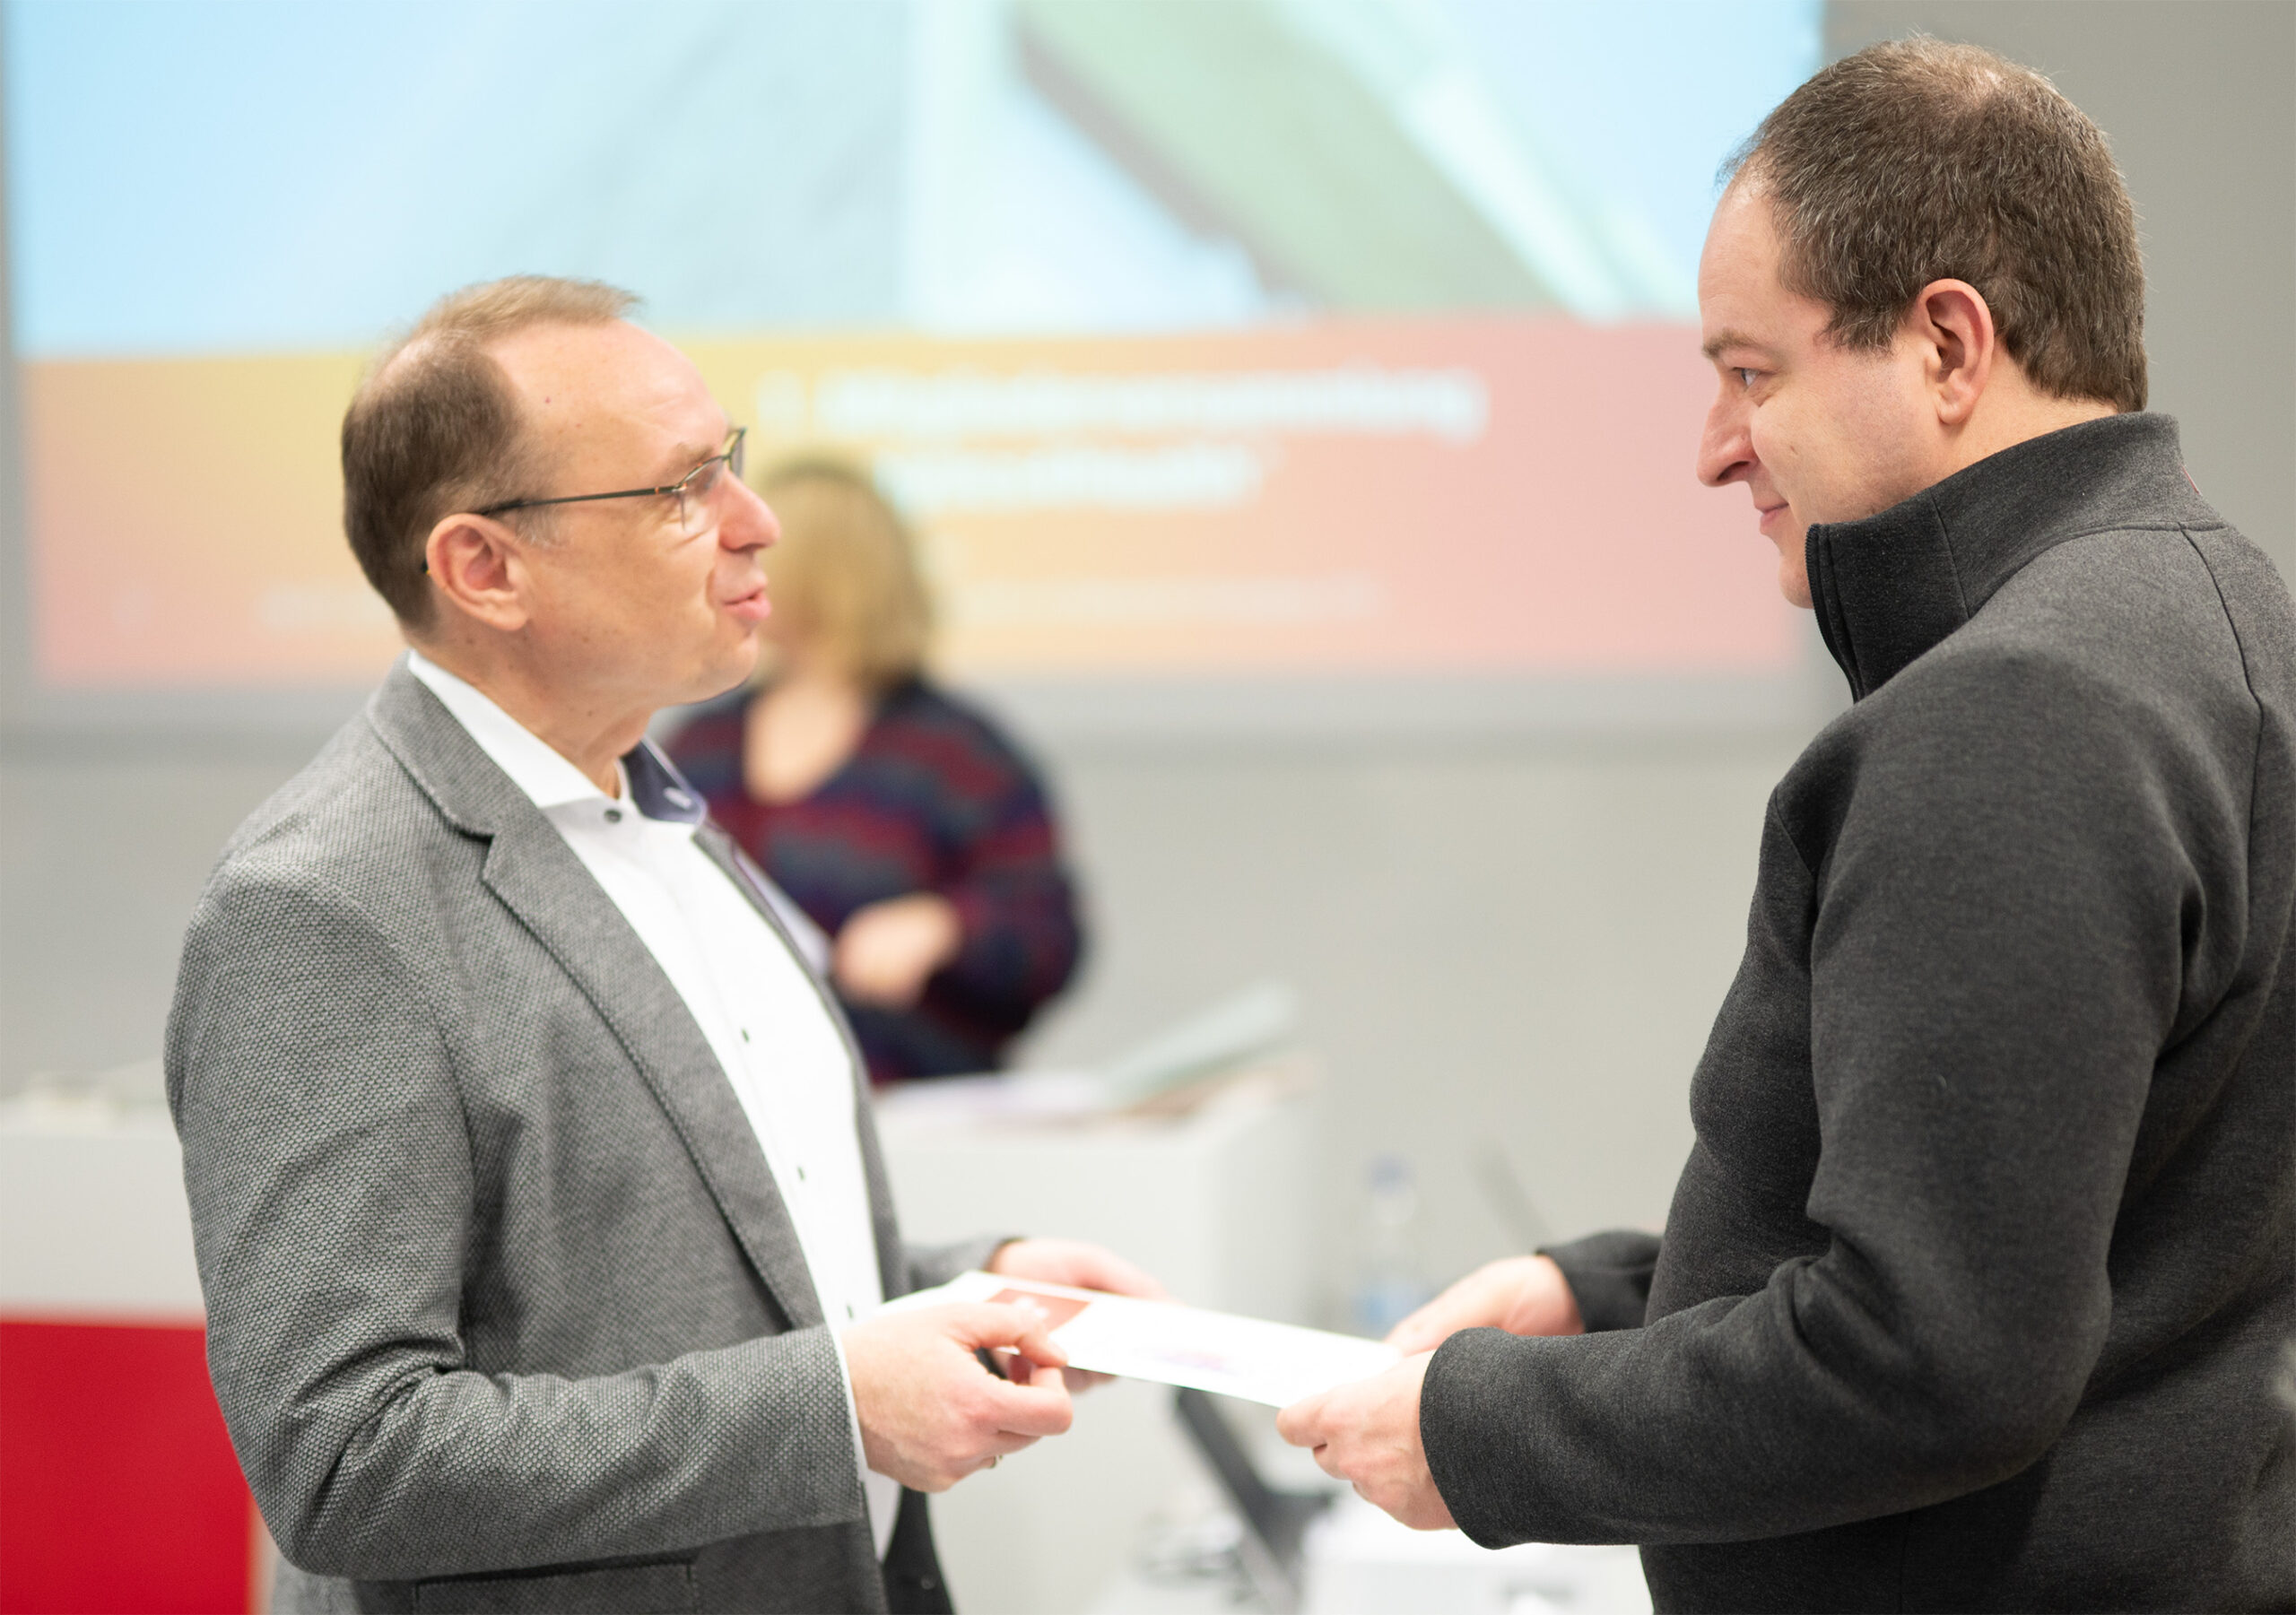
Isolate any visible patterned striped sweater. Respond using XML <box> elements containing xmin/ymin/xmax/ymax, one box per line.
<box><xmin>666</xmin><ymin>679</ymin><xmax>1083</xmax><ymax>1083</ymax></box>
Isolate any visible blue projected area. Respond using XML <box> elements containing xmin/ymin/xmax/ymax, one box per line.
<box><xmin>4</xmin><ymin>1</ymin><xmax>910</xmax><ymax>353</ymax></box>
<box><xmin>4</xmin><ymin>0</ymin><xmax>1818</xmax><ymax>356</ymax></box>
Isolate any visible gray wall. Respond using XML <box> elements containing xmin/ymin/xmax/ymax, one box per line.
<box><xmin>3</xmin><ymin>2</ymin><xmax>2291</xmax><ymax>1317</ymax></box>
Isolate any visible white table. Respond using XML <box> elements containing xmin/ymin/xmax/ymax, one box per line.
<box><xmin>876</xmin><ymin>1066</ymin><xmax>1323</xmax><ymax>1615</ymax></box>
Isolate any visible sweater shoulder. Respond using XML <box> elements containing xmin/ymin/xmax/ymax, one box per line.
<box><xmin>1872</xmin><ymin>525</ymin><xmax>2255</xmax><ymax>740</ymax></box>
<box><xmin>866</xmin><ymin>681</ymin><xmax>1046</xmax><ymax>794</ymax></box>
<box><xmin>1778</xmin><ymin>531</ymin><xmax>2262</xmax><ymax>872</ymax></box>
<box><xmin>1924</xmin><ymin>526</ymin><xmax>2259</xmax><ymax>743</ymax></box>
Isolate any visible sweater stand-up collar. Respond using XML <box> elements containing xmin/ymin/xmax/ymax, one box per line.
<box><xmin>1805</xmin><ymin>412</ymin><xmax>2210</xmax><ymax>699</ymax></box>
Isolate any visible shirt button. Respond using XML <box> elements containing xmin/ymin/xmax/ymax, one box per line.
<box><xmin>603</xmin><ymin>807</ymin><xmax>622</xmax><ymax>824</ymax></box>
<box><xmin>740</xmin><ymin>1028</ymin><xmax>751</xmax><ymax>1043</ymax></box>
<box><xmin>846</xmin><ymin>1304</ymin><xmax>856</xmax><ymax>1319</ymax></box>
<box><xmin>796</xmin><ymin>1165</ymin><xmax>807</xmax><ymax>1181</ymax></box>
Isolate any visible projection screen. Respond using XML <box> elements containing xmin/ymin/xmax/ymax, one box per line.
<box><xmin>2</xmin><ymin>0</ymin><xmax>1822</xmax><ymax>730</ymax></box>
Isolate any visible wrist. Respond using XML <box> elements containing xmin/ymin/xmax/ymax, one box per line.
<box><xmin>1527</xmin><ymin>1255</ymin><xmax>1585</xmax><ymax>1335</ymax></box>
<box><xmin>919</xmin><ymin>892</ymin><xmax>962</xmax><ymax>965</ymax></box>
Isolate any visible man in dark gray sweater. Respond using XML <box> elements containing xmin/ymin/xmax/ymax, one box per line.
<box><xmin>1279</xmin><ymin>40</ymin><xmax>2293</xmax><ymax>1612</ymax></box>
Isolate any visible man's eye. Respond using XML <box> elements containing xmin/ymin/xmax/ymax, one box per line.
<box><xmin>1735</xmin><ymin>368</ymin><xmax>1760</xmax><ymax>389</ymax></box>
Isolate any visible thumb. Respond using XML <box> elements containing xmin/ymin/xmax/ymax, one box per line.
<box><xmin>1386</xmin><ymin>1312</ymin><xmax>1448</xmax><ymax>1354</ymax></box>
<box><xmin>1274</xmin><ymin>1391</ymin><xmax>1326</xmax><ymax>1447</ymax></box>
<box><xmin>1385</xmin><ymin>1297</ymin><xmax>1448</xmax><ymax>1351</ymax></box>
<box><xmin>949</xmin><ymin>1302</ymin><xmax>1070</xmax><ymax>1369</ymax></box>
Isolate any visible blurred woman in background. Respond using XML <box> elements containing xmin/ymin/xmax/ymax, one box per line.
<box><xmin>669</xmin><ymin>458</ymin><xmax>1084</xmax><ymax>1083</ymax></box>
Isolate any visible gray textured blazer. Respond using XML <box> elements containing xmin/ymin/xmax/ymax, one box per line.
<box><xmin>166</xmin><ymin>660</ymin><xmax>996</xmax><ymax>1614</ymax></box>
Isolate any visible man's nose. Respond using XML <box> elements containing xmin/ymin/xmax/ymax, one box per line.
<box><xmin>1697</xmin><ymin>390</ymin><xmax>1753</xmax><ymax>489</ymax></box>
<box><xmin>719</xmin><ymin>478</ymin><xmax>779</xmax><ymax>552</ymax></box>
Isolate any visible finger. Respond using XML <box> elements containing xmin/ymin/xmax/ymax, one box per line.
<box><xmin>962</xmin><ymin>1437</ymin><xmax>1032</xmax><ymax>1480</ymax></box>
<box><xmin>1061</xmin><ymin>1367</ymin><xmax>1114</xmax><ymax>1394</ymax></box>
<box><xmin>980</xmin><ymin>1376</ymin><xmax>1075</xmax><ymax>1439</ymax></box>
<box><xmin>1274</xmin><ymin>1394</ymin><xmax>1326</xmax><ymax>1446</ymax></box>
<box><xmin>1386</xmin><ymin>1315</ymin><xmax>1444</xmax><ymax>1352</ymax></box>
<box><xmin>1312</xmin><ymin>1442</ymin><xmax>1346</xmax><ymax>1480</ymax></box>
<box><xmin>1004</xmin><ymin>1318</ymin><xmax>1067</xmax><ymax>1369</ymax></box>
<box><xmin>950</xmin><ymin>1304</ymin><xmax>1071</xmax><ymax>1368</ymax></box>
<box><xmin>981</xmin><ymin>1429</ymin><xmax>1039</xmax><ymax>1460</ymax></box>
<box><xmin>1386</xmin><ymin>1290</ymin><xmax>1474</xmax><ymax>1350</ymax></box>
<box><xmin>1069</xmin><ymin>1247</ymin><xmax>1170</xmax><ymax>1302</ymax></box>
<box><xmin>983</xmin><ymin>1344</ymin><xmax>1055</xmax><ymax>1384</ymax></box>
<box><xmin>1020</xmin><ymin>1359</ymin><xmax>1069</xmax><ymax>1392</ymax></box>
<box><xmin>1386</xmin><ymin>1299</ymin><xmax>1441</xmax><ymax>1346</ymax></box>
<box><xmin>988</xmin><ymin>1353</ymin><xmax>1063</xmax><ymax>1389</ymax></box>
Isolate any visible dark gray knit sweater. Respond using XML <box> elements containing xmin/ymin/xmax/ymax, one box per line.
<box><xmin>1420</xmin><ymin>414</ymin><xmax>2295</xmax><ymax>1612</ymax></box>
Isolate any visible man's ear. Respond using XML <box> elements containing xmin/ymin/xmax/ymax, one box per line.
<box><xmin>423</xmin><ymin>513</ymin><xmax>534</xmax><ymax>633</ymax></box>
<box><xmin>1909</xmin><ymin>278</ymin><xmax>1998</xmax><ymax>429</ymax></box>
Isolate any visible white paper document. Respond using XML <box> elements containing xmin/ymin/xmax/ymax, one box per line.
<box><xmin>884</xmin><ymin>1271</ymin><xmax>1401</xmax><ymax>1407</ymax></box>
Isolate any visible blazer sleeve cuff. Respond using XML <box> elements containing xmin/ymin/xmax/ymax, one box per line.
<box><xmin>902</xmin><ymin>1235</ymin><xmax>1016</xmax><ymax>1294</ymax></box>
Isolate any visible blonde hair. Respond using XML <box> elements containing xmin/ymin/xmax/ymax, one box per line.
<box><xmin>760</xmin><ymin>457</ymin><xmax>934</xmax><ymax>689</ymax></box>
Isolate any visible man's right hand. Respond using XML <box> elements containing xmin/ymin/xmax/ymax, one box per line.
<box><xmin>842</xmin><ymin>1303</ymin><xmax>1075</xmax><ymax>1491</ymax></box>
<box><xmin>1385</xmin><ymin>1255</ymin><xmax>1584</xmax><ymax>1355</ymax></box>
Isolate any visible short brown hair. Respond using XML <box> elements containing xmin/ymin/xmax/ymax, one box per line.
<box><xmin>758</xmin><ymin>458</ymin><xmax>934</xmax><ymax>690</ymax></box>
<box><xmin>342</xmin><ymin>275</ymin><xmax>636</xmax><ymax>628</ymax></box>
<box><xmin>1729</xmin><ymin>38</ymin><xmax>2145</xmax><ymax>412</ymax></box>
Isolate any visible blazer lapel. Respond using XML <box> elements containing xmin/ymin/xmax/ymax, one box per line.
<box><xmin>366</xmin><ymin>662</ymin><xmax>825</xmax><ymax>1330</ymax></box>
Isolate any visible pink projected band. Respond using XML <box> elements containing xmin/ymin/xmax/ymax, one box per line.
<box><xmin>28</xmin><ymin>318</ymin><xmax>1793</xmax><ymax>688</ymax></box>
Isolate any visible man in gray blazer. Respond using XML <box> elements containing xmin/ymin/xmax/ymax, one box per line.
<box><xmin>167</xmin><ymin>275</ymin><xmax>1159</xmax><ymax>1614</ymax></box>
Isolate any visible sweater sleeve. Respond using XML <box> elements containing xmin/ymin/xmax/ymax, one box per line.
<box><xmin>1421</xmin><ymin>647</ymin><xmax>2208</xmax><ymax>1547</ymax></box>
<box><xmin>933</xmin><ymin>736</ymin><xmax>1083</xmax><ymax>1022</ymax></box>
<box><xmin>1539</xmin><ymin>1230</ymin><xmax>1661</xmax><ymax>1333</ymax></box>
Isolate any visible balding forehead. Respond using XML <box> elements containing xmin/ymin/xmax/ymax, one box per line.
<box><xmin>487</xmin><ymin>317</ymin><xmax>654</xmax><ymax>387</ymax></box>
<box><xmin>488</xmin><ymin>319</ymin><xmax>724</xmax><ymax>482</ymax></box>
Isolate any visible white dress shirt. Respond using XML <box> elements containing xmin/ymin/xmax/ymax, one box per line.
<box><xmin>406</xmin><ymin>653</ymin><xmax>902</xmax><ymax>1558</ymax></box>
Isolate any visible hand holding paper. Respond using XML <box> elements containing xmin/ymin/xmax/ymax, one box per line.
<box><xmin>1384</xmin><ymin>1253</ymin><xmax>1584</xmax><ymax>1354</ymax></box>
<box><xmin>842</xmin><ymin>1300</ymin><xmax>1074</xmax><ymax>1491</ymax></box>
<box><xmin>983</xmin><ymin>1237</ymin><xmax>1173</xmax><ymax>1390</ymax></box>
<box><xmin>885</xmin><ymin>1272</ymin><xmax>1399</xmax><ymax>1408</ymax></box>
<box><xmin>1275</xmin><ymin>1350</ymin><xmax>1456</xmax><ymax>1531</ymax></box>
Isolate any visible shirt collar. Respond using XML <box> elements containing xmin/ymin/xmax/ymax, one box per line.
<box><xmin>404</xmin><ymin>651</ymin><xmax>705</xmax><ymax>824</ymax></box>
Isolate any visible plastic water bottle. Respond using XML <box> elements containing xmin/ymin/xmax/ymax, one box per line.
<box><xmin>1351</xmin><ymin>1154</ymin><xmax>1433</xmax><ymax>1337</ymax></box>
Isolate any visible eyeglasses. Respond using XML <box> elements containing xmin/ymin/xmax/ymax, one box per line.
<box><xmin>476</xmin><ymin>426</ymin><xmax>747</xmax><ymax>535</ymax></box>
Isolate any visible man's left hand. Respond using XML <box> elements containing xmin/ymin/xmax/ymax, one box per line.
<box><xmin>986</xmin><ymin>1237</ymin><xmax>1169</xmax><ymax>1300</ymax></box>
<box><xmin>983</xmin><ymin>1237</ymin><xmax>1170</xmax><ymax>1391</ymax></box>
<box><xmin>1276</xmin><ymin>1351</ymin><xmax>1456</xmax><ymax>1531</ymax></box>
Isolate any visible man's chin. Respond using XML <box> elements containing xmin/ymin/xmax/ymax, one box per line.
<box><xmin>1775</xmin><ymin>539</ymin><xmax>1814</xmax><ymax>609</ymax></box>
<box><xmin>676</xmin><ymin>636</ymin><xmax>762</xmax><ymax>708</ymax></box>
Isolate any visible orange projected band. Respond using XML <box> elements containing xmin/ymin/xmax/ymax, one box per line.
<box><xmin>25</xmin><ymin>318</ymin><xmax>1795</xmax><ymax>688</ymax></box>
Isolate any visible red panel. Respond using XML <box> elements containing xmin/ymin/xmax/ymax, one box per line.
<box><xmin>0</xmin><ymin>1319</ymin><xmax>257</xmax><ymax>1615</ymax></box>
